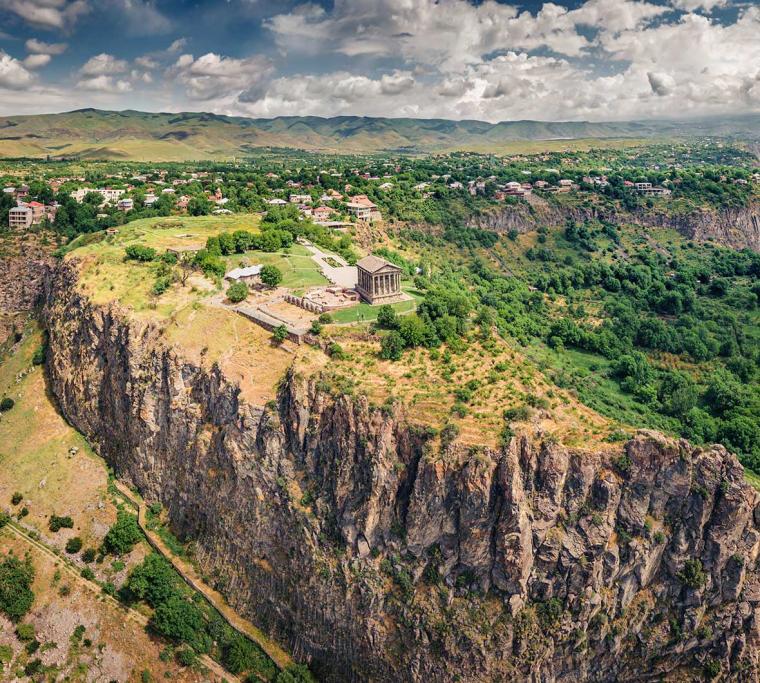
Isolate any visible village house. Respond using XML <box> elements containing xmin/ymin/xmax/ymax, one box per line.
<box><xmin>8</xmin><ymin>206</ymin><xmax>33</xmax><ymax>230</ymax></box>
<box><xmin>117</xmin><ymin>198</ymin><xmax>134</xmax><ymax>212</ymax></box>
<box><xmin>346</xmin><ymin>195</ymin><xmax>382</xmax><ymax>223</ymax></box>
<box><xmin>312</xmin><ymin>206</ymin><xmax>335</xmax><ymax>221</ymax></box>
<box><xmin>225</xmin><ymin>265</ymin><xmax>262</xmax><ymax>284</ymax></box>
<box><xmin>289</xmin><ymin>193</ymin><xmax>311</xmax><ymax>204</ymax></box>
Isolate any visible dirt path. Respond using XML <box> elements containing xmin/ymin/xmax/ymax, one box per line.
<box><xmin>2</xmin><ymin>521</ymin><xmax>237</xmax><ymax>682</ymax></box>
<box><xmin>113</xmin><ymin>480</ymin><xmax>294</xmax><ymax>672</ymax></box>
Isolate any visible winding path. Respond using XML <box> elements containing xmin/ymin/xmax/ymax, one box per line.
<box><xmin>113</xmin><ymin>480</ymin><xmax>294</xmax><ymax>672</ymax></box>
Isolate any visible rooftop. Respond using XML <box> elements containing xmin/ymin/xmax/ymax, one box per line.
<box><xmin>357</xmin><ymin>255</ymin><xmax>401</xmax><ymax>273</ymax></box>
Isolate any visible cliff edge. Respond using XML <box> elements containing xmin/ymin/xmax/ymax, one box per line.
<box><xmin>44</xmin><ymin>263</ymin><xmax>760</xmax><ymax>681</ymax></box>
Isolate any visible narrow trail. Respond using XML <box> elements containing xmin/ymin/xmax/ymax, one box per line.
<box><xmin>2</xmin><ymin>521</ymin><xmax>237</xmax><ymax>682</ymax></box>
<box><xmin>113</xmin><ymin>480</ymin><xmax>294</xmax><ymax>672</ymax></box>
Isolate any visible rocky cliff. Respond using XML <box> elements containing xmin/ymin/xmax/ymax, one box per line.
<box><xmin>44</xmin><ymin>262</ymin><xmax>760</xmax><ymax>682</ymax></box>
<box><xmin>470</xmin><ymin>200</ymin><xmax>760</xmax><ymax>252</ymax></box>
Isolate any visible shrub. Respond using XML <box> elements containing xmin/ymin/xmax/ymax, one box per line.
<box><xmin>81</xmin><ymin>548</ymin><xmax>97</xmax><ymax>563</ymax></box>
<box><xmin>15</xmin><ymin>623</ymin><xmax>35</xmax><ymax>641</ymax></box>
<box><xmin>0</xmin><ymin>397</ymin><xmax>14</xmax><ymax>412</ymax></box>
<box><xmin>125</xmin><ymin>245</ymin><xmax>157</xmax><ymax>262</ymax></box>
<box><xmin>376</xmin><ymin>305</ymin><xmax>398</xmax><ymax>329</ymax></box>
<box><xmin>81</xmin><ymin>568</ymin><xmax>95</xmax><ymax>580</ymax></box>
<box><xmin>149</xmin><ymin>595</ymin><xmax>205</xmax><ymax>648</ymax></box>
<box><xmin>103</xmin><ymin>511</ymin><xmax>141</xmax><ymax>555</ymax></box>
<box><xmin>49</xmin><ymin>515</ymin><xmax>74</xmax><ymax>532</ymax></box>
<box><xmin>176</xmin><ymin>647</ymin><xmax>197</xmax><ymax>667</ymax></box>
<box><xmin>222</xmin><ymin>634</ymin><xmax>275</xmax><ymax>678</ymax></box>
<box><xmin>272</xmin><ymin>325</ymin><xmax>288</xmax><ymax>344</ymax></box>
<box><xmin>123</xmin><ymin>553</ymin><xmax>180</xmax><ymax>607</ymax></box>
<box><xmin>65</xmin><ymin>537</ymin><xmax>83</xmax><ymax>554</ymax></box>
<box><xmin>11</xmin><ymin>492</ymin><xmax>22</xmax><ymax>505</ymax></box>
<box><xmin>678</xmin><ymin>559</ymin><xmax>707</xmax><ymax>589</ymax></box>
<box><xmin>327</xmin><ymin>342</ymin><xmax>346</xmax><ymax>359</ymax></box>
<box><xmin>379</xmin><ymin>331</ymin><xmax>404</xmax><ymax>361</ymax></box>
<box><xmin>227</xmin><ymin>281</ymin><xmax>249</xmax><ymax>303</ymax></box>
<box><xmin>31</xmin><ymin>346</ymin><xmax>45</xmax><ymax>365</ymax></box>
<box><xmin>260</xmin><ymin>264</ymin><xmax>283</xmax><ymax>288</ymax></box>
<box><xmin>309</xmin><ymin>320</ymin><xmax>323</xmax><ymax>335</ymax></box>
<box><xmin>318</xmin><ymin>313</ymin><xmax>333</xmax><ymax>324</ymax></box>
<box><xmin>152</xmin><ymin>276</ymin><xmax>171</xmax><ymax>296</ymax></box>
<box><xmin>0</xmin><ymin>554</ymin><xmax>35</xmax><ymax>621</ymax></box>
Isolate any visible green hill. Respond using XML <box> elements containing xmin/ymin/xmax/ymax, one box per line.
<box><xmin>0</xmin><ymin>108</ymin><xmax>758</xmax><ymax>160</ymax></box>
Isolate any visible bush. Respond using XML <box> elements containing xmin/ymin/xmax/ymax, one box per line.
<box><xmin>125</xmin><ymin>245</ymin><xmax>157</xmax><ymax>262</ymax></box>
<box><xmin>376</xmin><ymin>305</ymin><xmax>398</xmax><ymax>329</ymax></box>
<box><xmin>103</xmin><ymin>511</ymin><xmax>141</xmax><ymax>556</ymax></box>
<box><xmin>222</xmin><ymin>634</ymin><xmax>275</xmax><ymax>678</ymax></box>
<box><xmin>176</xmin><ymin>647</ymin><xmax>197</xmax><ymax>667</ymax></box>
<box><xmin>678</xmin><ymin>559</ymin><xmax>707</xmax><ymax>589</ymax></box>
<box><xmin>31</xmin><ymin>346</ymin><xmax>45</xmax><ymax>365</ymax></box>
<box><xmin>227</xmin><ymin>281</ymin><xmax>249</xmax><ymax>303</ymax></box>
<box><xmin>260</xmin><ymin>264</ymin><xmax>283</xmax><ymax>288</ymax></box>
<box><xmin>272</xmin><ymin>325</ymin><xmax>288</xmax><ymax>344</ymax></box>
<box><xmin>379</xmin><ymin>331</ymin><xmax>404</xmax><ymax>361</ymax></box>
<box><xmin>81</xmin><ymin>567</ymin><xmax>95</xmax><ymax>581</ymax></box>
<box><xmin>11</xmin><ymin>492</ymin><xmax>22</xmax><ymax>505</ymax></box>
<box><xmin>123</xmin><ymin>553</ymin><xmax>180</xmax><ymax>607</ymax></box>
<box><xmin>0</xmin><ymin>397</ymin><xmax>14</xmax><ymax>412</ymax></box>
<box><xmin>327</xmin><ymin>342</ymin><xmax>346</xmax><ymax>359</ymax></box>
<box><xmin>65</xmin><ymin>537</ymin><xmax>83</xmax><ymax>554</ymax></box>
<box><xmin>149</xmin><ymin>595</ymin><xmax>205</xmax><ymax>648</ymax></box>
<box><xmin>0</xmin><ymin>554</ymin><xmax>35</xmax><ymax>621</ymax></box>
<box><xmin>15</xmin><ymin>623</ymin><xmax>35</xmax><ymax>641</ymax></box>
<box><xmin>49</xmin><ymin>515</ymin><xmax>74</xmax><ymax>532</ymax></box>
<box><xmin>81</xmin><ymin>548</ymin><xmax>97</xmax><ymax>563</ymax></box>
<box><xmin>152</xmin><ymin>276</ymin><xmax>171</xmax><ymax>296</ymax></box>
<box><xmin>318</xmin><ymin>313</ymin><xmax>332</xmax><ymax>324</ymax></box>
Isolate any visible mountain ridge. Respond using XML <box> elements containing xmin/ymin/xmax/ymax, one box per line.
<box><xmin>0</xmin><ymin>108</ymin><xmax>758</xmax><ymax>160</ymax></box>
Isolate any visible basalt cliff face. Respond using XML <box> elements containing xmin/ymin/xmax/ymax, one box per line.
<box><xmin>470</xmin><ymin>201</ymin><xmax>760</xmax><ymax>252</ymax></box>
<box><xmin>44</xmin><ymin>263</ymin><xmax>760</xmax><ymax>682</ymax></box>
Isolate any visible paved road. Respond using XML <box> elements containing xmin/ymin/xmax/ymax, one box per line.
<box><xmin>114</xmin><ymin>480</ymin><xmax>294</xmax><ymax>672</ymax></box>
<box><xmin>301</xmin><ymin>241</ymin><xmax>358</xmax><ymax>289</ymax></box>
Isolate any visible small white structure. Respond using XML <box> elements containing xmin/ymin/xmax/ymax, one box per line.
<box><xmin>225</xmin><ymin>265</ymin><xmax>262</xmax><ymax>282</ymax></box>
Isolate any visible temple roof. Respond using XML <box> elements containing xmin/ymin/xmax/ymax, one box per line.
<box><xmin>357</xmin><ymin>255</ymin><xmax>401</xmax><ymax>274</ymax></box>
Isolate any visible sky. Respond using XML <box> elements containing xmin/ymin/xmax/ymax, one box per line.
<box><xmin>0</xmin><ymin>0</ymin><xmax>758</xmax><ymax>122</ymax></box>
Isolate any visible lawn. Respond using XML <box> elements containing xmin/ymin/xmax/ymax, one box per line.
<box><xmin>223</xmin><ymin>242</ymin><xmax>328</xmax><ymax>293</ymax></box>
<box><xmin>329</xmin><ymin>287</ymin><xmax>423</xmax><ymax>324</ymax></box>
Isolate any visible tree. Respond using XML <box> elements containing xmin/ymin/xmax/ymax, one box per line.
<box><xmin>379</xmin><ymin>331</ymin><xmax>404</xmax><ymax>361</ymax></box>
<box><xmin>65</xmin><ymin>537</ymin><xmax>83</xmax><ymax>554</ymax></box>
<box><xmin>0</xmin><ymin>397</ymin><xmax>14</xmax><ymax>412</ymax></box>
<box><xmin>0</xmin><ymin>553</ymin><xmax>35</xmax><ymax>621</ymax></box>
<box><xmin>187</xmin><ymin>196</ymin><xmax>212</xmax><ymax>216</ymax></box>
<box><xmin>103</xmin><ymin>511</ymin><xmax>141</xmax><ymax>555</ymax></box>
<box><xmin>125</xmin><ymin>245</ymin><xmax>157</xmax><ymax>262</ymax></box>
<box><xmin>260</xmin><ymin>265</ymin><xmax>283</xmax><ymax>288</ymax></box>
<box><xmin>124</xmin><ymin>553</ymin><xmax>180</xmax><ymax>607</ymax></box>
<box><xmin>227</xmin><ymin>281</ymin><xmax>249</xmax><ymax>303</ymax></box>
<box><xmin>149</xmin><ymin>594</ymin><xmax>205</xmax><ymax>646</ymax></box>
<box><xmin>376</xmin><ymin>305</ymin><xmax>398</xmax><ymax>329</ymax></box>
<box><xmin>273</xmin><ymin>325</ymin><xmax>288</xmax><ymax>344</ymax></box>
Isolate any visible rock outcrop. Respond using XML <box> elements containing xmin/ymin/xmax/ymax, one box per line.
<box><xmin>469</xmin><ymin>200</ymin><xmax>760</xmax><ymax>252</ymax></box>
<box><xmin>44</xmin><ymin>263</ymin><xmax>760</xmax><ymax>681</ymax></box>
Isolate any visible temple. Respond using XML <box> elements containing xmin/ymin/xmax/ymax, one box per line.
<box><xmin>355</xmin><ymin>255</ymin><xmax>402</xmax><ymax>304</ymax></box>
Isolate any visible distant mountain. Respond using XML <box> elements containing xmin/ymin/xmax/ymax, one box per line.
<box><xmin>0</xmin><ymin>108</ymin><xmax>758</xmax><ymax>160</ymax></box>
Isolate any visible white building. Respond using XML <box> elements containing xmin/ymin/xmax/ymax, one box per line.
<box><xmin>9</xmin><ymin>206</ymin><xmax>33</xmax><ymax>229</ymax></box>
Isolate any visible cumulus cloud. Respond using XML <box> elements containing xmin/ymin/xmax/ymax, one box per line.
<box><xmin>0</xmin><ymin>0</ymin><xmax>89</xmax><ymax>30</ymax></box>
<box><xmin>0</xmin><ymin>51</ymin><xmax>35</xmax><ymax>89</ymax></box>
<box><xmin>670</xmin><ymin>0</ymin><xmax>727</xmax><ymax>12</ymax></box>
<box><xmin>23</xmin><ymin>54</ymin><xmax>52</xmax><ymax>69</ymax></box>
<box><xmin>76</xmin><ymin>74</ymin><xmax>132</xmax><ymax>93</ymax></box>
<box><xmin>25</xmin><ymin>38</ymin><xmax>68</xmax><ymax>55</ymax></box>
<box><xmin>170</xmin><ymin>52</ymin><xmax>274</xmax><ymax>101</ymax></box>
<box><xmin>80</xmin><ymin>53</ymin><xmax>129</xmax><ymax>76</ymax></box>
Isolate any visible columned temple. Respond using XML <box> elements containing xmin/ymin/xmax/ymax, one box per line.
<box><xmin>355</xmin><ymin>255</ymin><xmax>402</xmax><ymax>304</ymax></box>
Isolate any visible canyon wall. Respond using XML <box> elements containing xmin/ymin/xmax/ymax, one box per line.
<box><xmin>469</xmin><ymin>201</ymin><xmax>760</xmax><ymax>252</ymax></box>
<box><xmin>44</xmin><ymin>262</ymin><xmax>760</xmax><ymax>681</ymax></box>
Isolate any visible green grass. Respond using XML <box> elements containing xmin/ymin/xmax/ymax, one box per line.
<box><xmin>330</xmin><ymin>288</ymin><xmax>423</xmax><ymax>324</ymax></box>
<box><xmin>744</xmin><ymin>469</ymin><xmax>760</xmax><ymax>492</ymax></box>
<box><xmin>222</xmin><ymin>243</ymin><xmax>328</xmax><ymax>293</ymax></box>
<box><xmin>524</xmin><ymin>340</ymin><xmax>678</xmax><ymax>435</ymax></box>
